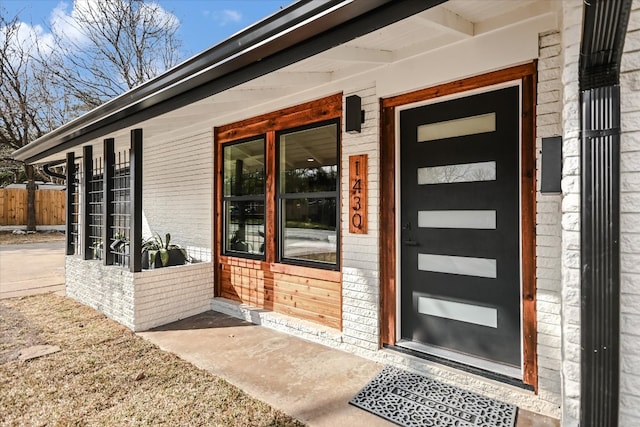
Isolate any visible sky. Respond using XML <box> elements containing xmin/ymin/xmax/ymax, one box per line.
<box><xmin>2</xmin><ymin>0</ymin><xmax>295</xmax><ymax>60</ymax></box>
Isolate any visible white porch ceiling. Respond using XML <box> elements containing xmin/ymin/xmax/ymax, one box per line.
<box><xmin>81</xmin><ymin>0</ymin><xmax>559</xmax><ymax>156</ymax></box>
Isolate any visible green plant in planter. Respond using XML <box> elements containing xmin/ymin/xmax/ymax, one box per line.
<box><xmin>141</xmin><ymin>233</ymin><xmax>189</xmax><ymax>268</ymax></box>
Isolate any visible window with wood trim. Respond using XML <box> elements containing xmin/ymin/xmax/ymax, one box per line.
<box><xmin>216</xmin><ymin>93</ymin><xmax>342</xmax><ymax>271</ymax></box>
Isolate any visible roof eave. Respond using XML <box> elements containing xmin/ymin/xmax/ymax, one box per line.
<box><xmin>13</xmin><ymin>0</ymin><xmax>446</xmax><ymax>163</ymax></box>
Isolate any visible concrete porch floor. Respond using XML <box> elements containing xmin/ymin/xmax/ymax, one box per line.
<box><xmin>138</xmin><ymin>311</ymin><xmax>559</xmax><ymax>427</ymax></box>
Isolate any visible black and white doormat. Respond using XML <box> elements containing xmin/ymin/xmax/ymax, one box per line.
<box><xmin>349</xmin><ymin>366</ymin><xmax>517</xmax><ymax>427</ymax></box>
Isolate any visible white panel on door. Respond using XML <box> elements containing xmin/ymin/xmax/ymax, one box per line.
<box><xmin>418</xmin><ymin>253</ymin><xmax>497</xmax><ymax>278</ymax></box>
<box><xmin>417</xmin><ymin>161</ymin><xmax>496</xmax><ymax>185</ymax></box>
<box><xmin>418</xmin><ymin>296</ymin><xmax>498</xmax><ymax>328</ymax></box>
<box><xmin>417</xmin><ymin>112</ymin><xmax>496</xmax><ymax>142</ymax></box>
<box><xmin>418</xmin><ymin>210</ymin><xmax>496</xmax><ymax>229</ymax></box>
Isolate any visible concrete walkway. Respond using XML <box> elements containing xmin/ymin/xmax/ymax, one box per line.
<box><xmin>139</xmin><ymin>312</ymin><xmax>557</xmax><ymax>427</ymax></box>
<box><xmin>138</xmin><ymin>311</ymin><xmax>395</xmax><ymax>427</ymax></box>
<box><xmin>0</xmin><ymin>241</ymin><xmax>65</xmax><ymax>299</ymax></box>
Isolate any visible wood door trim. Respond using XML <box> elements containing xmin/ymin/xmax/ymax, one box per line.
<box><xmin>379</xmin><ymin>62</ymin><xmax>538</xmax><ymax>390</ymax></box>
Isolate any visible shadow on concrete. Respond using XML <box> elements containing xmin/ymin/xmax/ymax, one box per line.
<box><xmin>149</xmin><ymin>310</ymin><xmax>256</xmax><ymax>331</ymax></box>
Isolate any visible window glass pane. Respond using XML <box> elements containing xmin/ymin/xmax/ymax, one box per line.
<box><xmin>417</xmin><ymin>112</ymin><xmax>496</xmax><ymax>142</ymax></box>
<box><xmin>417</xmin><ymin>161</ymin><xmax>496</xmax><ymax>185</ymax></box>
<box><xmin>282</xmin><ymin>198</ymin><xmax>337</xmax><ymax>264</ymax></box>
<box><xmin>279</xmin><ymin>123</ymin><xmax>338</xmax><ymax>193</ymax></box>
<box><xmin>224</xmin><ymin>138</ymin><xmax>265</xmax><ymax>196</ymax></box>
<box><xmin>225</xmin><ymin>200</ymin><xmax>265</xmax><ymax>255</ymax></box>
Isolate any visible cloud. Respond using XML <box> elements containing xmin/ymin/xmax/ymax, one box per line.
<box><xmin>1</xmin><ymin>20</ymin><xmax>56</xmax><ymax>66</ymax></box>
<box><xmin>49</xmin><ymin>0</ymin><xmax>179</xmax><ymax>50</ymax></box>
<box><xmin>206</xmin><ymin>9</ymin><xmax>243</xmax><ymax>26</ymax></box>
<box><xmin>49</xmin><ymin>0</ymin><xmax>90</xmax><ymax>48</ymax></box>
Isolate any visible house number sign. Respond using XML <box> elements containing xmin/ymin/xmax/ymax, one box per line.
<box><xmin>349</xmin><ymin>154</ymin><xmax>368</xmax><ymax>234</ymax></box>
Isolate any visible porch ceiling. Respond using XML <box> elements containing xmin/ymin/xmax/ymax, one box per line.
<box><xmin>38</xmin><ymin>0</ymin><xmax>558</xmax><ymax>162</ymax></box>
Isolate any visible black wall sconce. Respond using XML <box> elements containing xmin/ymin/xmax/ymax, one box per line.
<box><xmin>541</xmin><ymin>136</ymin><xmax>562</xmax><ymax>193</ymax></box>
<box><xmin>346</xmin><ymin>95</ymin><xmax>365</xmax><ymax>133</ymax></box>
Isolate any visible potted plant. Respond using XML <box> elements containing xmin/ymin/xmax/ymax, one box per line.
<box><xmin>141</xmin><ymin>233</ymin><xmax>189</xmax><ymax>269</ymax></box>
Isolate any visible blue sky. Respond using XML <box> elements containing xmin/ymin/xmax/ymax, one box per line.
<box><xmin>3</xmin><ymin>0</ymin><xmax>294</xmax><ymax>59</ymax></box>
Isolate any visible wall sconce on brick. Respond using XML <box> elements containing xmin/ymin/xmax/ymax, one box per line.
<box><xmin>541</xmin><ymin>136</ymin><xmax>562</xmax><ymax>193</ymax></box>
<box><xmin>346</xmin><ymin>95</ymin><xmax>364</xmax><ymax>134</ymax></box>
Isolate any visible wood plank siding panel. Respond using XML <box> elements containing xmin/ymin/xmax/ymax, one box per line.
<box><xmin>380</xmin><ymin>63</ymin><xmax>538</xmax><ymax>389</ymax></box>
<box><xmin>215</xmin><ymin>94</ymin><xmax>343</xmax><ymax>330</ymax></box>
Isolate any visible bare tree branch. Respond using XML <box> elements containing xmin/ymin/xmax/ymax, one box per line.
<box><xmin>48</xmin><ymin>0</ymin><xmax>181</xmax><ymax>110</ymax></box>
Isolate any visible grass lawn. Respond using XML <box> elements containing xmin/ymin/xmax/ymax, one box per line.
<box><xmin>0</xmin><ymin>294</ymin><xmax>304</xmax><ymax>426</ymax></box>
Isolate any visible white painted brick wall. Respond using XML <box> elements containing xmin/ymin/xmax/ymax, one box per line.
<box><xmin>143</xmin><ymin>130</ymin><xmax>213</xmax><ymax>261</ymax></box>
<box><xmin>340</xmin><ymin>85</ymin><xmax>382</xmax><ymax>352</ymax></box>
<box><xmin>66</xmin><ymin>257</ymin><xmax>136</xmax><ymax>330</ymax></box>
<box><xmin>66</xmin><ymin>257</ymin><xmax>213</xmax><ymax>332</ymax></box>
<box><xmin>535</xmin><ymin>30</ymin><xmax>563</xmax><ymax>413</ymax></box>
<box><xmin>133</xmin><ymin>262</ymin><xmax>214</xmax><ymax>331</ymax></box>
<box><xmin>560</xmin><ymin>2</ymin><xmax>584</xmax><ymax>425</ymax></box>
<box><xmin>620</xmin><ymin>3</ymin><xmax>640</xmax><ymax>425</ymax></box>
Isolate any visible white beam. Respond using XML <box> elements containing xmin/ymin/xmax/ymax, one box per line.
<box><xmin>321</xmin><ymin>45</ymin><xmax>394</xmax><ymax>63</ymax></box>
<box><xmin>394</xmin><ymin>33</ymin><xmax>463</xmax><ymax>62</ymax></box>
<box><xmin>211</xmin><ymin>87</ymin><xmax>292</xmax><ymax>103</ymax></box>
<box><xmin>474</xmin><ymin>1</ymin><xmax>555</xmax><ymax>35</ymax></box>
<box><xmin>241</xmin><ymin>71</ymin><xmax>333</xmax><ymax>88</ymax></box>
<box><xmin>413</xmin><ymin>7</ymin><xmax>475</xmax><ymax>37</ymax></box>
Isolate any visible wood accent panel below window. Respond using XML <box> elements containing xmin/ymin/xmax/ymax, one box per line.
<box><xmin>219</xmin><ymin>256</ymin><xmax>342</xmax><ymax>329</ymax></box>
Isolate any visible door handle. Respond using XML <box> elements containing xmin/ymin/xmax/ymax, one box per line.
<box><xmin>403</xmin><ymin>239</ymin><xmax>419</xmax><ymax>246</ymax></box>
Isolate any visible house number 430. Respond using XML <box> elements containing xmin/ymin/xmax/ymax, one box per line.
<box><xmin>349</xmin><ymin>154</ymin><xmax>367</xmax><ymax>234</ymax></box>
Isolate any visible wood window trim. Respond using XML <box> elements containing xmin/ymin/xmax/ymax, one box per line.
<box><xmin>214</xmin><ymin>93</ymin><xmax>343</xmax><ymax>295</ymax></box>
<box><xmin>379</xmin><ymin>62</ymin><xmax>538</xmax><ymax>390</ymax></box>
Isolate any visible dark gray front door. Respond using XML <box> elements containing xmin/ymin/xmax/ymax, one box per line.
<box><xmin>399</xmin><ymin>86</ymin><xmax>521</xmax><ymax>368</ymax></box>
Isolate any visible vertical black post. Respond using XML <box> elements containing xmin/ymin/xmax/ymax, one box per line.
<box><xmin>578</xmin><ymin>1</ymin><xmax>631</xmax><ymax>425</ymax></box>
<box><xmin>130</xmin><ymin>129</ymin><xmax>143</xmax><ymax>273</ymax></box>
<box><xmin>580</xmin><ymin>86</ymin><xmax>620</xmax><ymax>427</ymax></box>
<box><xmin>103</xmin><ymin>138</ymin><xmax>115</xmax><ymax>265</ymax></box>
<box><xmin>82</xmin><ymin>145</ymin><xmax>93</xmax><ymax>260</ymax></box>
<box><xmin>65</xmin><ymin>152</ymin><xmax>75</xmax><ymax>256</ymax></box>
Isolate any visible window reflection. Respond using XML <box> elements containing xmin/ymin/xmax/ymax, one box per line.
<box><xmin>223</xmin><ymin>137</ymin><xmax>265</xmax><ymax>258</ymax></box>
<box><xmin>226</xmin><ymin>201</ymin><xmax>265</xmax><ymax>254</ymax></box>
<box><xmin>278</xmin><ymin>122</ymin><xmax>339</xmax><ymax>267</ymax></box>
<box><xmin>417</xmin><ymin>161</ymin><xmax>496</xmax><ymax>185</ymax></box>
<box><xmin>282</xmin><ymin>198</ymin><xmax>337</xmax><ymax>264</ymax></box>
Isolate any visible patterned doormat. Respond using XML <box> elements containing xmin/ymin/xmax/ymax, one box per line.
<box><xmin>349</xmin><ymin>366</ymin><xmax>517</xmax><ymax>427</ymax></box>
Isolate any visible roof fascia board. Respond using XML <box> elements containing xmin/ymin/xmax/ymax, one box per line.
<box><xmin>18</xmin><ymin>0</ymin><xmax>446</xmax><ymax>163</ymax></box>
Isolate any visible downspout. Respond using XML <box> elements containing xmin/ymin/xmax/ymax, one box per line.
<box><xmin>43</xmin><ymin>160</ymin><xmax>67</xmax><ymax>181</ymax></box>
<box><xmin>578</xmin><ymin>1</ymin><xmax>631</xmax><ymax>426</ymax></box>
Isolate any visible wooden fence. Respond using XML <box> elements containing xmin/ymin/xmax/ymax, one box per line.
<box><xmin>0</xmin><ymin>189</ymin><xmax>66</xmax><ymax>226</ymax></box>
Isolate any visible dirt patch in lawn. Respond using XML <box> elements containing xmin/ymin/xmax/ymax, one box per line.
<box><xmin>0</xmin><ymin>230</ymin><xmax>65</xmax><ymax>245</ymax></box>
<box><xmin>0</xmin><ymin>294</ymin><xmax>305</xmax><ymax>426</ymax></box>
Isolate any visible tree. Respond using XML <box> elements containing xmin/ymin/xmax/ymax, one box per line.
<box><xmin>0</xmin><ymin>12</ymin><xmax>72</xmax><ymax>230</ymax></box>
<box><xmin>1</xmin><ymin>1</ymin><xmax>182</xmax><ymax>230</ymax></box>
<box><xmin>48</xmin><ymin>0</ymin><xmax>182</xmax><ymax>109</ymax></box>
